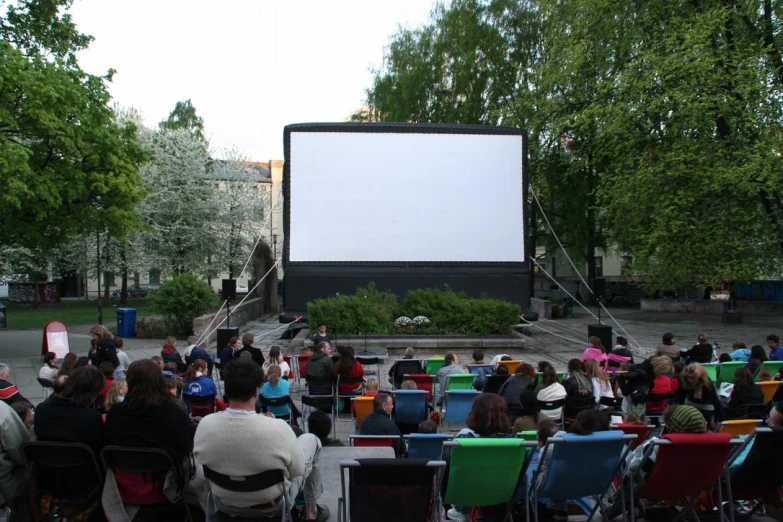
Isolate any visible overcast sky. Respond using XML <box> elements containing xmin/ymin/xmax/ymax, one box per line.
<box><xmin>68</xmin><ymin>0</ymin><xmax>434</xmax><ymax>160</ymax></box>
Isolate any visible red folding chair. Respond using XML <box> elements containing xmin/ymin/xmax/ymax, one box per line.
<box><xmin>612</xmin><ymin>423</ymin><xmax>654</xmax><ymax>450</ymax></box>
<box><xmin>630</xmin><ymin>433</ymin><xmax>739</xmax><ymax>522</ymax></box>
<box><xmin>404</xmin><ymin>373</ymin><xmax>435</xmax><ymax>403</ymax></box>
<box><xmin>349</xmin><ymin>434</ymin><xmax>401</xmax><ymax>448</ymax></box>
<box><xmin>296</xmin><ymin>353</ymin><xmax>312</xmax><ymax>390</ymax></box>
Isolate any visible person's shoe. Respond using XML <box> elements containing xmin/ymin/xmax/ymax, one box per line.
<box><xmin>446</xmin><ymin>507</ymin><xmax>471</xmax><ymax>522</ymax></box>
<box><xmin>303</xmin><ymin>504</ymin><xmax>330</xmax><ymax>522</ymax></box>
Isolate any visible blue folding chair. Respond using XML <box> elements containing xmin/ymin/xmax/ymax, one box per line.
<box><xmin>393</xmin><ymin>390</ymin><xmax>428</xmax><ymax>426</ymax></box>
<box><xmin>442</xmin><ymin>390</ymin><xmax>480</xmax><ymax>427</ymax></box>
<box><xmin>531</xmin><ymin>431</ymin><xmax>637</xmax><ymax>522</ymax></box>
<box><xmin>404</xmin><ymin>433</ymin><xmax>451</xmax><ymax>460</ymax></box>
<box><xmin>467</xmin><ymin>364</ymin><xmax>493</xmax><ymax>376</ymax></box>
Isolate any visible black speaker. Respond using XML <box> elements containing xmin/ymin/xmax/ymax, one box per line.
<box><xmin>222</xmin><ymin>279</ymin><xmax>237</xmax><ymax>300</ymax></box>
<box><xmin>216</xmin><ymin>327</ymin><xmax>239</xmax><ymax>351</ymax></box>
<box><xmin>593</xmin><ymin>277</ymin><xmax>606</xmax><ymax>299</ymax></box>
<box><xmin>588</xmin><ymin>324</ymin><xmax>613</xmax><ymax>353</ymax></box>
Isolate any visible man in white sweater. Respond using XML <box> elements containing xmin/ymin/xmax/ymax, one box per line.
<box><xmin>194</xmin><ymin>359</ymin><xmax>328</xmax><ymax>522</ymax></box>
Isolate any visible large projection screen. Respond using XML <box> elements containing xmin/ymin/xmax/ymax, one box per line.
<box><xmin>282</xmin><ymin>123</ymin><xmax>529</xmax><ymax>317</ymax></box>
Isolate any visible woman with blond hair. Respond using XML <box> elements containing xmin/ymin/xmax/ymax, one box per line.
<box><xmin>675</xmin><ymin>362</ymin><xmax>723</xmax><ymax>422</ymax></box>
<box><xmin>259</xmin><ymin>364</ymin><xmax>291</xmax><ymax>420</ymax></box>
<box><xmin>104</xmin><ymin>378</ymin><xmax>127</xmax><ymax>411</ymax></box>
<box><xmin>262</xmin><ymin>345</ymin><xmax>290</xmax><ymax>378</ymax></box>
<box><xmin>584</xmin><ymin>359</ymin><xmax>615</xmax><ymax>409</ymax></box>
<box><xmin>89</xmin><ymin>324</ymin><xmax>119</xmax><ymax>369</ymax></box>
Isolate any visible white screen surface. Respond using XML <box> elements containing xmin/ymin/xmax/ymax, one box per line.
<box><xmin>288</xmin><ymin>130</ymin><xmax>524</xmax><ymax>262</ymax></box>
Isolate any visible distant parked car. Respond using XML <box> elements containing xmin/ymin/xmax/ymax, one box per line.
<box><xmin>110</xmin><ymin>283</ymin><xmax>160</xmax><ymax>299</ymax></box>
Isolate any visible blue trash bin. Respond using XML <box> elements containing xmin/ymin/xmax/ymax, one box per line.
<box><xmin>116</xmin><ymin>308</ymin><xmax>137</xmax><ymax>338</ymax></box>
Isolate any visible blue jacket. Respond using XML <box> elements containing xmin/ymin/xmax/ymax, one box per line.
<box><xmin>219</xmin><ymin>346</ymin><xmax>239</xmax><ymax>366</ymax></box>
<box><xmin>184</xmin><ymin>345</ymin><xmax>213</xmax><ymax>376</ymax></box>
<box><xmin>729</xmin><ymin>349</ymin><xmax>752</xmax><ymax>362</ymax></box>
<box><xmin>183</xmin><ymin>376</ymin><xmax>217</xmax><ymax>398</ymax></box>
<box><xmin>259</xmin><ymin>379</ymin><xmax>291</xmax><ymax>417</ymax></box>
<box><xmin>771</xmin><ymin>347</ymin><xmax>783</xmax><ymax>361</ymax></box>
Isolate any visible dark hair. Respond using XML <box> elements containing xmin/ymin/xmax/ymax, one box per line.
<box><xmin>588</xmin><ymin>336</ymin><xmax>604</xmax><ymax>350</ymax></box>
<box><xmin>537</xmin><ymin>361</ymin><xmax>553</xmax><ymax>373</ymax></box>
<box><xmin>537</xmin><ymin>419</ymin><xmax>559</xmax><ymax>446</ymax></box>
<box><xmin>718</xmin><ymin>353</ymin><xmax>732</xmax><ymax>363</ymax></box>
<box><xmin>113</xmin><ymin>336</ymin><xmax>124</xmax><ymax>349</ymax></box>
<box><xmin>662</xmin><ymin>332</ymin><xmax>674</xmax><ymax>345</ymax></box>
<box><xmin>98</xmin><ymin>361</ymin><xmax>114</xmax><ymax>377</ymax></box>
<box><xmin>317</xmin><ymin>322</ymin><xmax>326</xmax><ymax>328</ymax></box>
<box><xmin>500</xmin><ymin>355</ymin><xmax>513</xmax><ymax>362</ymax></box>
<box><xmin>59</xmin><ymin>353</ymin><xmax>78</xmax><ymax>377</ymax></box>
<box><xmin>750</xmin><ymin>345</ymin><xmax>768</xmax><ymax>362</ymax></box>
<box><xmin>444</xmin><ymin>353</ymin><xmax>457</xmax><ymax>365</ymax></box>
<box><xmin>418</xmin><ymin>420</ymin><xmax>438</xmax><ymax>433</ymax></box>
<box><xmin>767</xmin><ymin>334</ymin><xmax>780</xmax><ymax>344</ymax></box>
<box><xmin>336</xmin><ymin>345</ymin><xmax>356</xmax><ymax>377</ymax></box>
<box><xmin>124</xmin><ymin>359</ymin><xmax>172</xmax><ymax>410</ymax></box>
<box><xmin>616</xmin><ymin>336</ymin><xmax>628</xmax><ymax>347</ymax></box>
<box><xmin>224</xmin><ymin>359</ymin><xmax>264</xmax><ymax>402</ymax></box>
<box><xmin>541</xmin><ymin>366</ymin><xmax>559</xmax><ymax>387</ymax></box>
<box><xmin>269</xmin><ymin>345</ymin><xmax>281</xmax><ymax>361</ymax></box>
<box><xmin>373</xmin><ymin>392</ymin><xmax>392</xmax><ymax>410</ymax></box>
<box><xmin>567</xmin><ymin>359</ymin><xmax>584</xmax><ymax>373</ymax></box>
<box><xmin>517</xmin><ymin>363</ymin><xmax>536</xmax><ymax>379</ymax></box>
<box><xmin>307</xmin><ymin>409</ymin><xmax>333</xmax><ymax>439</ymax></box>
<box><xmin>472</xmin><ymin>349</ymin><xmax>484</xmax><ymax>362</ymax></box>
<box><xmin>61</xmin><ymin>366</ymin><xmax>105</xmax><ymax>408</ymax></box>
<box><xmin>568</xmin><ymin>409</ymin><xmax>610</xmax><ymax>435</ymax></box>
<box><xmin>495</xmin><ymin>364</ymin><xmax>509</xmax><ymax>376</ymax></box>
<box><xmin>673</xmin><ymin>361</ymin><xmax>685</xmax><ymax>374</ymax></box>
<box><xmin>465</xmin><ymin>393</ymin><xmax>512</xmax><ymax>437</ymax></box>
<box><xmin>732</xmin><ymin>367</ymin><xmax>755</xmax><ymax>395</ymax></box>
<box><xmin>44</xmin><ymin>352</ymin><xmax>57</xmax><ymax>366</ymax></box>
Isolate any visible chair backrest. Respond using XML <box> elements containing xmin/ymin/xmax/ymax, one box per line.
<box><xmin>501</xmin><ymin>360</ymin><xmax>521</xmax><ymax>374</ymax></box>
<box><xmin>405</xmin><ymin>434</ymin><xmax>451</xmax><ymax>460</ymax></box>
<box><xmin>393</xmin><ymin>390</ymin><xmax>427</xmax><ymax>425</ymax></box>
<box><xmin>703</xmin><ymin>363</ymin><xmax>719</xmax><ymax>382</ymax></box>
<box><xmin>485</xmin><ymin>374</ymin><xmax>510</xmax><ymax>394</ymax></box>
<box><xmin>37</xmin><ymin>377</ymin><xmax>54</xmax><ymax>389</ymax></box>
<box><xmin>257</xmin><ymin>394</ymin><xmax>293</xmax><ymax>421</ymax></box>
<box><xmin>301</xmin><ymin>394</ymin><xmax>334</xmax><ymax>411</ymax></box>
<box><xmin>760</xmin><ymin>360</ymin><xmax>783</xmax><ymax>378</ymax></box>
<box><xmin>349</xmin><ymin>435</ymin><xmax>401</xmax><ymax>448</ymax></box>
<box><xmin>405</xmin><ymin>374</ymin><xmax>435</xmax><ymax>402</ymax></box>
<box><xmin>718</xmin><ymin>420</ymin><xmax>762</xmax><ymax>436</ymax></box>
<box><xmin>305</xmin><ymin>374</ymin><xmax>334</xmax><ymax>395</ymax></box>
<box><xmin>636</xmin><ymin>433</ymin><xmax>734</xmax><ymax>502</ymax></box>
<box><xmin>536</xmin><ymin>372</ymin><xmax>564</xmax><ymax>385</ymax></box>
<box><xmin>391</xmin><ymin>359</ymin><xmax>425</xmax><ymax>387</ymax></box>
<box><xmin>612</xmin><ymin>424</ymin><xmax>653</xmax><ymax>450</ymax></box>
<box><xmin>182</xmin><ymin>393</ymin><xmax>216</xmax><ymax>417</ymax></box>
<box><xmin>22</xmin><ymin>441</ymin><xmax>103</xmax><ymax>501</ymax></box>
<box><xmin>297</xmin><ymin>353</ymin><xmax>312</xmax><ymax>377</ymax></box>
<box><xmin>517</xmin><ymin>430</ymin><xmax>538</xmax><ymax>442</ymax></box>
<box><xmin>538</xmin><ymin>431</ymin><xmax>633</xmax><ymax>500</ymax></box>
<box><xmin>446</xmin><ymin>374</ymin><xmax>476</xmax><ymax>391</ymax></box>
<box><xmin>466</xmin><ymin>364</ymin><xmax>493</xmax><ymax>376</ymax></box>
<box><xmin>442</xmin><ymin>438</ymin><xmax>536</xmax><ymax>506</ymax></box>
<box><xmin>443</xmin><ymin>390</ymin><xmax>480</xmax><ymax>423</ymax></box>
<box><xmin>425</xmin><ymin>357</ymin><xmax>445</xmax><ymax>376</ymax></box>
<box><xmin>340</xmin><ymin>458</ymin><xmax>446</xmax><ymax>522</ymax></box>
<box><xmin>717</xmin><ymin>361</ymin><xmax>744</xmax><ymax>385</ymax></box>
<box><xmin>730</xmin><ymin>427</ymin><xmax>783</xmax><ymax>498</ymax></box>
<box><xmin>758</xmin><ymin>381</ymin><xmax>779</xmax><ymax>404</ymax></box>
<box><xmin>282</xmin><ymin>355</ymin><xmax>294</xmax><ymax>379</ymax></box>
<box><xmin>352</xmin><ymin>397</ymin><xmax>375</xmax><ymax>429</ymax></box>
<box><xmin>203</xmin><ymin>465</ymin><xmax>284</xmax><ymax>493</ymax></box>
<box><xmin>563</xmin><ymin>395</ymin><xmax>596</xmax><ymax>421</ymax></box>
<box><xmin>336</xmin><ymin>374</ymin><xmax>364</xmax><ymax>395</ymax></box>
<box><xmin>724</xmin><ymin>403</ymin><xmax>767</xmax><ymax>420</ymax></box>
<box><xmin>100</xmin><ymin>445</ymin><xmax>182</xmax><ymax>505</ymax></box>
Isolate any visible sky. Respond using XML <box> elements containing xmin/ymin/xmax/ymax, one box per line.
<box><xmin>68</xmin><ymin>0</ymin><xmax>435</xmax><ymax>161</ymax></box>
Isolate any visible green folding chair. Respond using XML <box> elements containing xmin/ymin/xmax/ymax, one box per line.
<box><xmin>517</xmin><ymin>430</ymin><xmax>538</xmax><ymax>442</ymax></box>
<box><xmin>703</xmin><ymin>363</ymin><xmax>719</xmax><ymax>382</ymax></box>
<box><xmin>426</xmin><ymin>357</ymin><xmax>445</xmax><ymax>375</ymax></box>
<box><xmin>442</xmin><ymin>438</ymin><xmax>537</xmax><ymax>522</ymax></box>
<box><xmin>717</xmin><ymin>361</ymin><xmax>743</xmax><ymax>385</ymax></box>
<box><xmin>536</xmin><ymin>372</ymin><xmax>564</xmax><ymax>385</ymax></box>
<box><xmin>761</xmin><ymin>361</ymin><xmax>783</xmax><ymax>378</ymax></box>
<box><xmin>446</xmin><ymin>374</ymin><xmax>476</xmax><ymax>391</ymax></box>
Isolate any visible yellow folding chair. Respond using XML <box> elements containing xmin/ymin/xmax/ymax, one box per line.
<box><xmin>352</xmin><ymin>396</ymin><xmax>375</xmax><ymax>431</ymax></box>
<box><xmin>718</xmin><ymin>419</ymin><xmax>763</xmax><ymax>436</ymax></box>
<box><xmin>759</xmin><ymin>381</ymin><xmax>779</xmax><ymax>405</ymax></box>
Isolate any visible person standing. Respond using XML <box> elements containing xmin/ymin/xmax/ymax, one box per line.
<box><xmin>311</xmin><ymin>324</ymin><xmax>332</xmax><ymax>349</ymax></box>
<box><xmin>238</xmin><ymin>333</ymin><xmax>265</xmax><ymax>367</ymax></box>
<box><xmin>90</xmin><ymin>325</ymin><xmax>120</xmax><ymax>369</ymax></box>
<box><xmin>767</xmin><ymin>334</ymin><xmax>783</xmax><ymax>361</ymax></box>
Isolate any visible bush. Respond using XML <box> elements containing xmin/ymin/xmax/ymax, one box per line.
<box><xmin>146</xmin><ymin>274</ymin><xmax>219</xmax><ymax>335</ymax></box>
<box><xmin>307</xmin><ymin>283</ymin><xmax>398</xmax><ymax>335</ymax></box>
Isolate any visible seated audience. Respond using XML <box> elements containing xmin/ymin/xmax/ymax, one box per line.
<box><xmin>104</xmin><ymin>378</ymin><xmax>127</xmax><ymax>412</ymax></box>
<box><xmin>680</xmin><ymin>333</ymin><xmax>715</xmax><ymax>364</ymax></box>
<box><xmin>259</xmin><ymin>364</ymin><xmax>291</xmax><ymax>419</ymax></box>
<box><xmin>57</xmin><ymin>352</ymin><xmax>78</xmax><ymax>378</ymax></box>
<box><xmin>671</xmin><ymin>361</ymin><xmax>684</xmax><ymax>392</ymax></box>
<box><xmin>335</xmin><ymin>345</ymin><xmax>364</xmax><ymax>393</ymax></box>
<box><xmin>582</xmin><ymin>336</ymin><xmax>631</xmax><ymax>369</ymax></box>
<box><xmin>38</xmin><ymin>352</ymin><xmax>59</xmax><ymax>381</ymax></box>
<box><xmin>767</xmin><ymin>334</ymin><xmax>783</xmax><ymax>361</ymax></box>
<box><xmin>183</xmin><ymin>359</ymin><xmax>218</xmax><ymax>399</ymax></box>
<box><xmin>161</xmin><ymin>336</ymin><xmax>186</xmax><ymax>373</ymax></box>
<box><xmin>418</xmin><ymin>419</ymin><xmax>439</xmax><ymax>433</ymax></box>
<box><xmin>646</xmin><ymin>356</ymin><xmax>675</xmax><ymax>414</ymax></box>
<box><xmin>0</xmin><ymin>399</ymin><xmax>30</xmax><ymax>512</ymax></box>
<box><xmin>498</xmin><ymin>364</ymin><xmax>536</xmax><ymax>420</ymax></box>
<box><xmin>718</xmin><ymin>353</ymin><xmax>732</xmax><ymax>363</ymax></box>
<box><xmin>727</xmin><ymin>367</ymin><xmax>764</xmax><ymax>409</ymax></box>
<box><xmin>562</xmin><ymin>359</ymin><xmax>593</xmax><ymax>400</ymax></box>
<box><xmin>150</xmin><ymin>355</ymin><xmax>164</xmax><ymax>370</ymax></box>
<box><xmin>436</xmin><ymin>353</ymin><xmax>468</xmax><ymax>405</ymax></box>
<box><xmin>238</xmin><ymin>332</ymin><xmax>265</xmax><ymax>367</ymax></box>
<box><xmin>360</xmin><ymin>392</ymin><xmax>404</xmax><ymax>456</ymax></box>
<box><xmin>536</xmin><ymin>366</ymin><xmax>567</xmax><ymax>420</ymax></box>
<box><xmin>757</xmin><ymin>369</ymin><xmax>773</xmax><ymax>382</ymax></box>
<box><xmin>0</xmin><ymin>363</ymin><xmax>29</xmax><ymax>408</ymax></box>
<box><xmin>729</xmin><ymin>341</ymin><xmax>752</xmax><ymax>362</ymax></box>
<box><xmin>749</xmin><ymin>344</ymin><xmax>768</xmax><ymax>364</ymax></box>
<box><xmin>610</xmin><ymin>336</ymin><xmax>635</xmax><ymax>368</ymax></box>
<box><xmin>183</xmin><ymin>335</ymin><xmax>213</xmax><ymax>376</ymax></box>
<box><xmin>34</xmin><ymin>366</ymin><xmax>104</xmax><ymax>450</ymax></box>
<box><xmin>263</xmin><ymin>345</ymin><xmax>291</xmax><ymax>378</ymax></box>
<box><xmin>400</xmin><ymin>379</ymin><xmax>418</xmax><ymax>390</ymax></box>
<box><xmin>305</xmin><ymin>342</ymin><xmax>334</xmax><ymax>395</ymax></box>
<box><xmin>97</xmin><ymin>361</ymin><xmax>115</xmax><ymax>398</ymax></box>
<box><xmin>511</xmin><ymin>390</ymin><xmax>541</xmax><ymax>432</ymax></box>
<box><xmin>308</xmin><ymin>409</ymin><xmax>344</xmax><ymax>447</ymax></box>
<box><xmin>114</xmin><ymin>336</ymin><xmax>132</xmax><ymax>370</ymax></box>
<box><xmin>655</xmin><ymin>332</ymin><xmax>679</xmax><ymax>360</ymax></box>
<box><xmin>90</xmin><ymin>325</ymin><xmax>120</xmax><ymax>369</ymax></box>
<box><xmin>585</xmin><ymin>359</ymin><xmax>615</xmax><ymax>409</ymax></box>
<box><xmin>387</xmin><ymin>347</ymin><xmax>417</xmax><ymax>386</ymax></box>
<box><xmin>195</xmin><ymin>359</ymin><xmax>329</xmax><ymax>521</ymax></box>
<box><xmin>675</xmin><ymin>362</ymin><xmax>723</xmax><ymax>423</ymax></box>
<box><xmin>165</xmin><ymin>374</ymin><xmax>189</xmax><ymax>415</ymax></box>
<box><xmin>468</xmin><ymin>349</ymin><xmax>491</xmax><ymax>388</ymax></box>
<box><xmin>219</xmin><ymin>336</ymin><xmax>242</xmax><ymax>367</ymax></box>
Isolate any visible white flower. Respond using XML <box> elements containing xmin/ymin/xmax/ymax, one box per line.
<box><xmin>412</xmin><ymin>315</ymin><xmax>431</xmax><ymax>326</ymax></box>
<box><xmin>395</xmin><ymin>316</ymin><xmax>413</xmax><ymax>327</ymax></box>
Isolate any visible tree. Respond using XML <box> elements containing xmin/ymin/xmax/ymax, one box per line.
<box><xmin>159</xmin><ymin>99</ymin><xmax>205</xmax><ymax>142</ymax></box>
<box><xmin>0</xmin><ymin>0</ymin><xmax>145</xmax><ymax>250</ymax></box>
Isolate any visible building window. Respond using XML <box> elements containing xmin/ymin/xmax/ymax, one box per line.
<box><xmin>148</xmin><ymin>269</ymin><xmax>161</xmax><ymax>285</ymax></box>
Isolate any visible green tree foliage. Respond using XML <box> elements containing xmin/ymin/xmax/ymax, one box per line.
<box><xmin>159</xmin><ymin>99</ymin><xmax>205</xmax><ymax>142</ymax></box>
<box><xmin>147</xmin><ymin>273</ymin><xmax>218</xmax><ymax>335</ymax></box>
<box><xmin>0</xmin><ymin>0</ymin><xmax>145</xmax><ymax>249</ymax></box>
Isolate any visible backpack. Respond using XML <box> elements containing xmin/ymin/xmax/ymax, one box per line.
<box><xmin>617</xmin><ymin>361</ymin><xmax>653</xmax><ymax>405</ymax></box>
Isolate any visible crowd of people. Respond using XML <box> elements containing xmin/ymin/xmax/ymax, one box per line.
<box><xmin>0</xmin><ymin>323</ymin><xmax>780</xmax><ymax>521</ymax></box>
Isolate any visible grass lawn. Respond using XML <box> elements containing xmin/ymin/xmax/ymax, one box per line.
<box><xmin>1</xmin><ymin>299</ymin><xmax>153</xmax><ymax>331</ymax></box>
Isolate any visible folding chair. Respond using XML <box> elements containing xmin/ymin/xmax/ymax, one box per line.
<box><xmin>335</xmin><ymin>375</ymin><xmax>364</xmax><ymax>427</ymax></box>
<box><xmin>390</xmin><ymin>359</ymin><xmax>425</xmax><ymax>388</ymax></box>
<box><xmin>724</xmin><ymin>403</ymin><xmax>767</xmax><ymax>420</ymax></box>
<box><xmin>351</xmin><ymin>396</ymin><xmax>375</xmax><ymax>431</ymax></box>
<box><xmin>100</xmin><ymin>445</ymin><xmax>192</xmax><ymax>521</ymax></box>
<box><xmin>532</xmin><ymin>431</ymin><xmax>636</xmax><ymax>522</ymax></box>
<box><xmin>282</xmin><ymin>354</ymin><xmax>296</xmax><ymax>390</ymax></box>
<box><xmin>296</xmin><ymin>353</ymin><xmax>312</xmax><ymax>389</ymax></box>
<box><xmin>349</xmin><ymin>434</ymin><xmax>402</xmax><ymax>449</ymax></box>
<box><xmin>405</xmin><ymin>373</ymin><xmax>435</xmax><ymax>403</ymax></box>
<box><xmin>718</xmin><ymin>361</ymin><xmax>744</xmax><ymax>385</ymax></box>
<box><xmin>644</xmin><ymin>392</ymin><xmax>673</xmax><ymax>425</ymax></box>
<box><xmin>442</xmin><ymin>438</ymin><xmax>537</xmax><ymax>522</ymax></box>
<box><xmin>404</xmin><ymin>433</ymin><xmax>451</xmax><ymax>460</ymax></box>
<box><xmin>517</xmin><ymin>430</ymin><xmax>538</xmax><ymax>442</ymax></box>
<box><xmin>257</xmin><ymin>394</ymin><xmax>294</xmax><ymax>425</ymax></box>
<box><xmin>760</xmin><ymin>360</ymin><xmax>783</xmax><ymax>378</ymax></box>
<box><xmin>36</xmin><ymin>377</ymin><xmax>54</xmax><ymax>399</ymax></box>
<box><xmin>304</xmin><ymin>374</ymin><xmax>334</xmax><ymax>397</ymax></box>
<box><xmin>425</xmin><ymin>357</ymin><xmax>445</xmax><ymax>376</ymax></box>
<box><xmin>502</xmin><ymin>360</ymin><xmax>521</xmax><ymax>375</ymax></box>
<box><xmin>182</xmin><ymin>393</ymin><xmax>216</xmax><ymax>417</ymax></box>
<box><xmin>536</xmin><ymin>372</ymin><xmax>564</xmax><ymax>385</ymax></box>
<box><xmin>537</xmin><ymin>398</ymin><xmax>565</xmax><ymax>427</ymax></box>
<box><xmin>467</xmin><ymin>364</ymin><xmax>493</xmax><ymax>376</ymax></box>
<box><xmin>485</xmin><ymin>374</ymin><xmax>510</xmax><ymax>394</ymax></box>
<box><xmin>22</xmin><ymin>441</ymin><xmax>104</xmax><ymax>518</ymax></box>
<box><xmin>203</xmin><ymin>465</ymin><xmax>289</xmax><ymax>522</ymax></box>
<box><xmin>611</xmin><ymin>424</ymin><xmax>654</xmax><ymax>450</ymax></box>
<box><xmin>563</xmin><ymin>395</ymin><xmax>596</xmax><ymax>426</ymax></box>
<box><xmin>441</xmin><ymin>390</ymin><xmax>480</xmax><ymax>428</ymax></box>
<box><xmin>356</xmin><ymin>355</ymin><xmax>381</xmax><ymax>378</ymax></box>
<box><xmin>446</xmin><ymin>373</ymin><xmax>476</xmax><ymax>391</ymax></box>
<box><xmin>393</xmin><ymin>389</ymin><xmax>427</xmax><ymax>431</ymax></box>
<box><xmin>718</xmin><ymin>419</ymin><xmax>762</xmax><ymax>436</ymax></box>
<box><xmin>703</xmin><ymin>363</ymin><xmax>719</xmax><ymax>382</ymax></box>
<box><xmin>724</xmin><ymin>427</ymin><xmax>783</xmax><ymax>518</ymax></box>
<box><xmin>338</xmin><ymin>458</ymin><xmax>446</xmax><ymax>522</ymax></box>
<box><xmin>630</xmin><ymin>433</ymin><xmax>740</xmax><ymax>522</ymax></box>
<box><xmin>758</xmin><ymin>381</ymin><xmax>779</xmax><ymax>404</ymax></box>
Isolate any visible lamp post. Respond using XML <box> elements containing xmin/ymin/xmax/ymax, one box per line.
<box><xmin>96</xmin><ymin>228</ymin><xmax>102</xmax><ymax>325</ymax></box>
